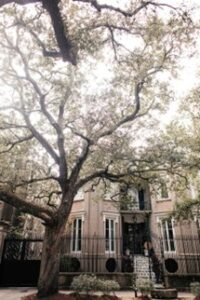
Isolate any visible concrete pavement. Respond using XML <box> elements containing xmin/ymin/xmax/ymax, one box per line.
<box><xmin>0</xmin><ymin>288</ymin><xmax>194</xmax><ymax>300</ymax></box>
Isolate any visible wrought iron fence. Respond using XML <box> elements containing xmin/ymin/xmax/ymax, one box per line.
<box><xmin>1</xmin><ymin>234</ymin><xmax>200</xmax><ymax>277</ymax></box>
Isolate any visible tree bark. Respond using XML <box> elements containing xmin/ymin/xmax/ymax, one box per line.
<box><xmin>37</xmin><ymin>223</ymin><xmax>65</xmax><ymax>298</ymax></box>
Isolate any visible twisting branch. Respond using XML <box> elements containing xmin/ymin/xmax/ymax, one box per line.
<box><xmin>42</xmin><ymin>0</ymin><xmax>77</xmax><ymax>65</ymax></box>
<box><xmin>0</xmin><ymin>189</ymin><xmax>55</xmax><ymax>224</ymax></box>
<box><xmin>4</xmin><ymin>34</ymin><xmax>68</xmax><ymax>181</ymax></box>
<box><xmin>96</xmin><ymin>80</ymin><xmax>143</xmax><ymax>140</ymax></box>
<box><xmin>73</xmin><ymin>0</ymin><xmax>178</xmax><ymax>16</ymax></box>
<box><xmin>0</xmin><ymin>102</ymin><xmax>60</xmax><ymax>165</ymax></box>
<box><xmin>69</xmin><ymin>139</ymin><xmax>92</xmax><ymax>187</ymax></box>
<box><xmin>15</xmin><ymin>176</ymin><xmax>58</xmax><ymax>187</ymax></box>
<box><xmin>18</xmin><ymin>48</ymin><xmax>68</xmax><ymax>181</ymax></box>
<box><xmin>0</xmin><ymin>134</ymin><xmax>34</xmax><ymax>154</ymax></box>
<box><xmin>73</xmin><ymin>0</ymin><xmax>149</xmax><ymax>16</ymax></box>
<box><xmin>0</xmin><ymin>0</ymin><xmax>77</xmax><ymax>64</ymax></box>
<box><xmin>16</xmin><ymin>21</ymin><xmax>62</xmax><ymax>59</ymax></box>
<box><xmin>67</xmin><ymin>125</ymin><xmax>93</xmax><ymax>144</ymax></box>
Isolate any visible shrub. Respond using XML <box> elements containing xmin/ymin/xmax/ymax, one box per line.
<box><xmin>71</xmin><ymin>274</ymin><xmax>98</xmax><ymax>295</ymax></box>
<box><xmin>190</xmin><ymin>282</ymin><xmax>200</xmax><ymax>296</ymax></box>
<box><xmin>98</xmin><ymin>279</ymin><xmax>120</xmax><ymax>294</ymax></box>
<box><xmin>136</xmin><ymin>278</ymin><xmax>153</xmax><ymax>296</ymax></box>
<box><xmin>70</xmin><ymin>274</ymin><xmax>120</xmax><ymax>295</ymax></box>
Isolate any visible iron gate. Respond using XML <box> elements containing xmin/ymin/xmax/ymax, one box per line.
<box><xmin>0</xmin><ymin>239</ymin><xmax>42</xmax><ymax>286</ymax></box>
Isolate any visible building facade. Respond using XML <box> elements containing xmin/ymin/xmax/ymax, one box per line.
<box><xmin>0</xmin><ymin>179</ymin><xmax>200</xmax><ymax>288</ymax></box>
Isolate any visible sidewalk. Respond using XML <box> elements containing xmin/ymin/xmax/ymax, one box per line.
<box><xmin>0</xmin><ymin>288</ymin><xmax>194</xmax><ymax>300</ymax></box>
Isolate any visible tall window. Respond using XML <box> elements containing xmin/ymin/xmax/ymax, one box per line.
<box><xmin>105</xmin><ymin>219</ymin><xmax>115</xmax><ymax>252</ymax></box>
<box><xmin>160</xmin><ymin>182</ymin><xmax>169</xmax><ymax>199</ymax></box>
<box><xmin>161</xmin><ymin>219</ymin><xmax>175</xmax><ymax>252</ymax></box>
<box><xmin>72</xmin><ymin>218</ymin><xmax>82</xmax><ymax>252</ymax></box>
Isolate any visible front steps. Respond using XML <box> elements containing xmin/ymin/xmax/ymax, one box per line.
<box><xmin>134</xmin><ymin>255</ymin><xmax>156</xmax><ymax>282</ymax></box>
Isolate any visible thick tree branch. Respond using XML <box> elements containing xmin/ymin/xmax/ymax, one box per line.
<box><xmin>67</xmin><ymin>125</ymin><xmax>92</xmax><ymax>144</ymax></box>
<box><xmin>42</xmin><ymin>0</ymin><xmax>77</xmax><ymax>65</ymax></box>
<box><xmin>0</xmin><ymin>189</ymin><xmax>54</xmax><ymax>224</ymax></box>
<box><xmin>15</xmin><ymin>176</ymin><xmax>58</xmax><ymax>187</ymax></box>
<box><xmin>73</xmin><ymin>0</ymin><xmax>177</xmax><ymax>16</ymax></box>
<box><xmin>73</xmin><ymin>0</ymin><xmax>149</xmax><ymax>16</ymax></box>
<box><xmin>11</xmin><ymin>43</ymin><xmax>68</xmax><ymax>181</ymax></box>
<box><xmin>76</xmin><ymin>169</ymin><xmax>128</xmax><ymax>191</ymax></box>
<box><xmin>0</xmin><ymin>0</ymin><xmax>77</xmax><ymax>64</ymax></box>
<box><xmin>23</xmin><ymin>112</ymin><xmax>60</xmax><ymax>165</ymax></box>
<box><xmin>69</xmin><ymin>140</ymin><xmax>91</xmax><ymax>187</ymax></box>
<box><xmin>0</xmin><ymin>103</ymin><xmax>60</xmax><ymax>165</ymax></box>
<box><xmin>96</xmin><ymin>81</ymin><xmax>143</xmax><ymax>140</ymax></box>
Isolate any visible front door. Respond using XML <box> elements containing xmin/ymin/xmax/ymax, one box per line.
<box><xmin>123</xmin><ymin>222</ymin><xmax>146</xmax><ymax>255</ymax></box>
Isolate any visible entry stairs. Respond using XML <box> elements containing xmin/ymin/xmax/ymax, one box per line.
<box><xmin>134</xmin><ymin>255</ymin><xmax>156</xmax><ymax>282</ymax></box>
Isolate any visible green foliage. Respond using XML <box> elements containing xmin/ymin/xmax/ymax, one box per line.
<box><xmin>70</xmin><ymin>274</ymin><xmax>120</xmax><ymax>295</ymax></box>
<box><xmin>172</xmin><ymin>196</ymin><xmax>200</xmax><ymax>221</ymax></box>
<box><xmin>98</xmin><ymin>279</ymin><xmax>120</xmax><ymax>294</ymax></box>
<box><xmin>136</xmin><ymin>278</ymin><xmax>153</xmax><ymax>296</ymax></box>
<box><xmin>190</xmin><ymin>282</ymin><xmax>200</xmax><ymax>295</ymax></box>
<box><xmin>71</xmin><ymin>274</ymin><xmax>98</xmax><ymax>294</ymax></box>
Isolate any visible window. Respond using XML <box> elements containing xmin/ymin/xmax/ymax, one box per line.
<box><xmin>105</xmin><ymin>218</ymin><xmax>115</xmax><ymax>252</ymax></box>
<box><xmin>72</xmin><ymin>218</ymin><xmax>82</xmax><ymax>252</ymax></box>
<box><xmin>138</xmin><ymin>189</ymin><xmax>145</xmax><ymax>210</ymax></box>
<box><xmin>160</xmin><ymin>182</ymin><xmax>169</xmax><ymax>199</ymax></box>
<box><xmin>161</xmin><ymin>218</ymin><xmax>176</xmax><ymax>252</ymax></box>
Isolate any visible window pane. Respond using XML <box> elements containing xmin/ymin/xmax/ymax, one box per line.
<box><xmin>72</xmin><ymin>218</ymin><xmax>82</xmax><ymax>251</ymax></box>
<box><xmin>163</xmin><ymin>221</ymin><xmax>169</xmax><ymax>251</ymax></box>
<box><xmin>105</xmin><ymin>219</ymin><xmax>115</xmax><ymax>252</ymax></box>
<box><xmin>168</xmin><ymin>220</ymin><xmax>175</xmax><ymax>251</ymax></box>
<box><xmin>161</xmin><ymin>183</ymin><xmax>168</xmax><ymax>198</ymax></box>
<box><xmin>161</xmin><ymin>219</ymin><xmax>175</xmax><ymax>252</ymax></box>
<box><xmin>72</xmin><ymin>219</ymin><xmax>76</xmax><ymax>251</ymax></box>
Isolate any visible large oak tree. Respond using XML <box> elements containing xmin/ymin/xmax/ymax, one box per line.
<box><xmin>0</xmin><ymin>0</ymin><xmax>197</xmax><ymax>298</ymax></box>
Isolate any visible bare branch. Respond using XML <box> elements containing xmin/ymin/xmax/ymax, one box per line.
<box><xmin>0</xmin><ymin>134</ymin><xmax>33</xmax><ymax>154</ymax></box>
<box><xmin>67</xmin><ymin>125</ymin><xmax>92</xmax><ymax>144</ymax></box>
<box><xmin>0</xmin><ymin>103</ymin><xmax>60</xmax><ymax>165</ymax></box>
<box><xmin>15</xmin><ymin>176</ymin><xmax>58</xmax><ymax>187</ymax></box>
<box><xmin>73</xmin><ymin>0</ymin><xmax>178</xmax><ymax>17</ymax></box>
<box><xmin>96</xmin><ymin>81</ymin><xmax>143</xmax><ymax>140</ymax></box>
<box><xmin>10</xmin><ymin>43</ymin><xmax>68</xmax><ymax>181</ymax></box>
<box><xmin>69</xmin><ymin>140</ymin><xmax>91</xmax><ymax>187</ymax></box>
<box><xmin>73</xmin><ymin>0</ymin><xmax>149</xmax><ymax>16</ymax></box>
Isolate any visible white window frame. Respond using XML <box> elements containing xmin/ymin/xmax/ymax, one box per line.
<box><xmin>159</xmin><ymin>217</ymin><xmax>176</xmax><ymax>253</ymax></box>
<box><xmin>71</xmin><ymin>217</ymin><xmax>83</xmax><ymax>253</ymax></box>
<box><xmin>103</xmin><ymin>214</ymin><xmax>118</xmax><ymax>254</ymax></box>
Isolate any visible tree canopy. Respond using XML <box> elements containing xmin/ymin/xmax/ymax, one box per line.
<box><xmin>0</xmin><ymin>0</ymin><xmax>198</xmax><ymax>297</ymax></box>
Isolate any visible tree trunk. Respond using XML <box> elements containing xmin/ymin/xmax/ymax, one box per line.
<box><xmin>37</xmin><ymin>224</ymin><xmax>65</xmax><ymax>298</ymax></box>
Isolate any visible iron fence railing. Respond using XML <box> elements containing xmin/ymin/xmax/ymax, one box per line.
<box><xmin>1</xmin><ymin>235</ymin><xmax>200</xmax><ymax>277</ymax></box>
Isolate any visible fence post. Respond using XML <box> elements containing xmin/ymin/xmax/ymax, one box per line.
<box><xmin>160</xmin><ymin>236</ymin><xmax>168</xmax><ymax>288</ymax></box>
